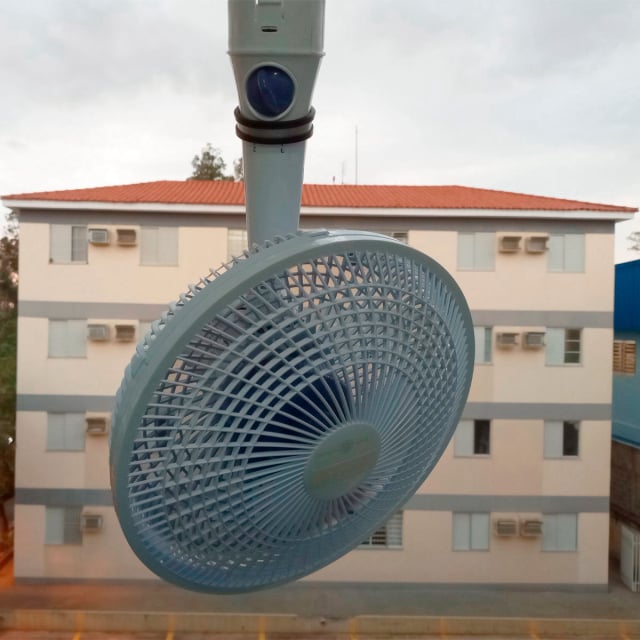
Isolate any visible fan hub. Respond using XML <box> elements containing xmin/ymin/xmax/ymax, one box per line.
<box><xmin>303</xmin><ymin>423</ymin><xmax>381</xmax><ymax>500</ymax></box>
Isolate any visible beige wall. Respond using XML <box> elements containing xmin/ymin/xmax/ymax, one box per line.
<box><xmin>307</xmin><ymin>511</ymin><xmax>609</xmax><ymax>585</ymax></box>
<box><xmin>13</xmin><ymin>215</ymin><xmax>616</xmax><ymax>586</ymax></box>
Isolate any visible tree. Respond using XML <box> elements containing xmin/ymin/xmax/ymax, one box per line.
<box><xmin>628</xmin><ymin>230</ymin><xmax>640</xmax><ymax>253</ymax></box>
<box><xmin>0</xmin><ymin>210</ymin><xmax>17</xmax><ymax>540</ymax></box>
<box><xmin>189</xmin><ymin>144</ymin><xmax>234</xmax><ymax>181</ymax></box>
<box><xmin>188</xmin><ymin>144</ymin><xmax>243</xmax><ymax>182</ymax></box>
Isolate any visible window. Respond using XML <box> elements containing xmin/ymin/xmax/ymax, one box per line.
<box><xmin>613</xmin><ymin>340</ymin><xmax>636</xmax><ymax>375</ymax></box>
<box><xmin>542</xmin><ymin>514</ymin><xmax>577</xmax><ymax>552</ymax></box>
<box><xmin>544</xmin><ymin>420</ymin><xmax>579</xmax><ymax>458</ymax></box>
<box><xmin>48</xmin><ymin>319</ymin><xmax>86</xmax><ymax>358</ymax></box>
<box><xmin>457</xmin><ymin>232</ymin><xmax>495</xmax><ymax>271</ymax></box>
<box><xmin>50</xmin><ymin>224</ymin><xmax>87</xmax><ymax>264</ymax></box>
<box><xmin>545</xmin><ymin>328</ymin><xmax>581</xmax><ymax>365</ymax></box>
<box><xmin>474</xmin><ymin>326</ymin><xmax>492</xmax><ymax>364</ymax></box>
<box><xmin>547</xmin><ymin>234</ymin><xmax>584</xmax><ymax>272</ymax></box>
<box><xmin>47</xmin><ymin>413</ymin><xmax>85</xmax><ymax>451</ymax></box>
<box><xmin>452</xmin><ymin>513</ymin><xmax>490</xmax><ymax>551</ymax></box>
<box><xmin>454</xmin><ymin>419</ymin><xmax>491</xmax><ymax>456</ymax></box>
<box><xmin>228</xmin><ymin>228</ymin><xmax>248</xmax><ymax>259</ymax></box>
<box><xmin>140</xmin><ymin>227</ymin><xmax>178</xmax><ymax>265</ymax></box>
<box><xmin>45</xmin><ymin>506</ymin><xmax>82</xmax><ymax>545</ymax></box>
<box><xmin>360</xmin><ymin>512</ymin><xmax>403</xmax><ymax>548</ymax></box>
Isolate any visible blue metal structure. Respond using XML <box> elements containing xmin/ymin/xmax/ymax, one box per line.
<box><xmin>612</xmin><ymin>259</ymin><xmax>640</xmax><ymax>448</ymax></box>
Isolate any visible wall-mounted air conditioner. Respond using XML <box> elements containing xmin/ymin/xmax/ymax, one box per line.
<box><xmin>88</xmin><ymin>228</ymin><xmax>110</xmax><ymax>245</ymax></box>
<box><xmin>496</xmin><ymin>332</ymin><xmax>519</xmax><ymax>348</ymax></box>
<box><xmin>523</xmin><ymin>331</ymin><xmax>545</xmax><ymax>349</ymax></box>
<box><xmin>116</xmin><ymin>228</ymin><xmax>138</xmax><ymax>246</ymax></box>
<box><xmin>494</xmin><ymin>518</ymin><xmax>518</xmax><ymax>536</ymax></box>
<box><xmin>498</xmin><ymin>235</ymin><xmax>522</xmax><ymax>253</ymax></box>
<box><xmin>87</xmin><ymin>324</ymin><xmax>110</xmax><ymax>341</ymax></box>
<box><xmin>81</xmin><ymin>513</ymin><xmax>104</xmax><ymax>532</ymax></box>
<box><xmin>520</xmin><ymin>518</ymin><xmax>543</xmax><ymax>537</ymax></box>
<box><xmin>115</xmin><ymin>324</ymin><xmax>136</xmax><ymax>342</ymax></box>
<box><xmin>525</xmin><ymin>235</ymin><xmax>549</xmax><ymax>253</ymax></box>
<box><xmin>86</xmin><ymin>414</ymin><xmax>110</xmax><ymax>436</ymax></box>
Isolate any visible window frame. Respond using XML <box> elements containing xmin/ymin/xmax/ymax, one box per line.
<box><xmin>545</xmin><ymin>328</ymin><xmax>582</xmax><ymax>366</ymax></box>
<box><xmin>542</xmin><ymin>513</ymin><xmax>578</xmax><ymax>552</ymax></box>
<box><xmin>359</xmin><ymin>512</ymin><xmax>403</xmax><ymax>549</ymax></box>
<box><xmin>473</xmin><ymin>326</ymin><xmax>492</xmax><ymax>364</ymax></box>
<box><xmin>50</xmin><ymin>224</ymin><xmax>88</xmax><ymax>264</ymax></box>
<box><xmin>547</xmin><ymin>233</ymin><xmax>585</xmax><ymax>273</ymax></box>
<box><xmin>140</xmin><ymin>226</ymin><xmax>179</xmax><ymax>266</ymax></box>
<box><xmin>613</xmin><ymin>339</ymin><xmax>637</xmax><ymax>375</ymax></box>
<box><xmin>48</xmin><ymin>319</ymin><xmax>87</xmax><ymax>359</ymax></box>
<box><xmin>544</xmin><ymin>420</ymin><xmax>580</xmax><ymax>459</ymax></box>
<box><xmin>454</xmin><ymin>419</ymin><xmax>491</xmax><ymax>457</ymax></box>
<box><xmin>46</xmin><ymin>412</ymin><xmax>86</xmax><ymax>452</ymax></box>
<box><xmin>457</xmin><ymin>232</ymin><xmax>496</xmax><ymax>272</ymax></box>
<box><xmin>452</xmin><ymin>512</ymin><xmax>490</xmax><ymax>551</ymax></box>
<box><xmin>45</xmin><ymin>506</ymin><xmax>83</xmax><ymax>545</ymax></box>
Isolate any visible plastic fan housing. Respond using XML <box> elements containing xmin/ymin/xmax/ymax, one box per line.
<box><xmin>110</xmin><ymin>229</ymin><xmax>474</xmax><ymax>593</ymax></box>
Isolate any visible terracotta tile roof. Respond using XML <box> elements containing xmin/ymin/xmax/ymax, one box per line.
<box><xmin>3</xmin><ymin>180</ymin><xmax>636</xmax><ymax>212</ymax></box>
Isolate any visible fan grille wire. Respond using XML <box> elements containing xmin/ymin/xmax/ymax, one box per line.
<box><xmin>111</xmin><ymin>232</ymin><xmax>473</xmax><ymax>592</ymax></box>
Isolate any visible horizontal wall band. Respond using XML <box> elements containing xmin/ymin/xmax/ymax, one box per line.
<box><xmin>19</xmin><ymin>300</ymin><xmax>612</xmax><ymax>329</ymax></box>
<box><xmin>16</xmin><ymin>394</ymin><xmax>611</xmax><ymax>420</ymax></box>
<box><xmin>463</xmin><ymin>402</ymin><xmax>611</xmax><ymax>420</ymax></box>
<box><xmin>471</xmin><ymin>310</ymin><xmax>612</xmax><ymax>329</ymax></box>
<box><xmin>14</xmin><ymin>488</ymin><xmax>608</xmax><ymax>513</ymax></box>
<box><xmin>19</xmin><ymin>300</ymin><xmax>167</xmax><ymax>321</ymax></box>
<box><xmin>17</xmin><ymin>209</ymin><xmax>622</xmax><ymax>230</ymax></box>
<box><xmin>406</xmin><ymin>494</ymin><xmax>608</xmax><ymax>514</ymax></box>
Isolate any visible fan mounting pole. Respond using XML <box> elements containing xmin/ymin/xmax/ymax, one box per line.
<box><xmin>228</xmin><ymin>0</ymin><xmax>325</xmax><ymax>247</ymax></box>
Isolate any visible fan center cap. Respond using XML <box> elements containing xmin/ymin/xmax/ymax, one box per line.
<box><xmin>303</xmin><ymin>423</ymin><xmax>381</xmax><ymax>500</ymax></box>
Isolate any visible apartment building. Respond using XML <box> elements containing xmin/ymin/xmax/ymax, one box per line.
<box><xmin>3</xmin><ymin>181</ymin><xmax>636</xmax><ymax>590</ymax></box>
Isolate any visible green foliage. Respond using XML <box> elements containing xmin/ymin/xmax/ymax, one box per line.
<box><xmin>0</xmin><ymin>210</ymin><xmax>17</xmax><ymax>514</ymax></box>
<box><xmin>189</xmin><ymin>143</ymin><xmax>235</xmax><ymax>181</ymax></box>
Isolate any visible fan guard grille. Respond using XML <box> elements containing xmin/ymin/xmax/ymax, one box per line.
<box><xmin>110</xmin><ymin>230</ymin><xmax>473</xmax><ymax>592</ymax></box>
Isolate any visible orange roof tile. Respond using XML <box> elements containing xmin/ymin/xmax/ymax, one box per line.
<box><xmin>3</xmin><ymin>180</ymin><xmax>636</xmax><ymax>212</ymax></box>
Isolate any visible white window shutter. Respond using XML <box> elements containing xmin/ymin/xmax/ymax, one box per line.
<box><xmin>544</xmin><ymin>421</ymin><xmax>563</xmax><ymax>458</ymax></box>
<box><xmin>50</xmin><ymin>225</ymin><xmax>71</xmax><ymax>263</ymax></box>
<box><xmin>545</xmin><ymin>328</ymin><xmax>564</xmax><ymax>365</ymax></box>
<box><xmin>457</xmin><ymin>233</ymin><xmax>475</xmax><ymax>270</ymax></box>
<box><xmin>454</xmin><ymin>420</ymin><xmax>474</xmax><ymax>456</ymax></box>
<box><xmin>547</xmin><ymin>235</ymin><xmax>564</xmax><ymax>271</ymax></box>
<box><xmin>158</xmin><ymin>227</ymin><xmax>178</xmax><ymax>265</ymax></box>
<box><xmin>141</xmin><ymin>227</ymin><xmax>158</xmax><ymax>265</ymax></box>
<box><xmin>452</xmin><ymin>513</ymin><xmax>470</xmax><ymax>550</ymax></box>
<box><xmin>564</xmin><ymin>234</ymin><xmax>584</xmax><ymax>272</ymax></box>
<box><xmin>556</xmin><ymin>514</ymin><xmax>577</xmax><ymax>551</ymax></box>
<box><xmin>470</xmin><ymin>513</ymin><xmax>489</xmax><ymax>550</ymax></box>
<box><xmin>474</xmin><ymin>233</ymin><xmax>495</xmax><ymax>270</ymax></box>
<box><xmin>45</xmin><ymin>507</ymin><xmax>65</xmax><ymax>544</ymax></box>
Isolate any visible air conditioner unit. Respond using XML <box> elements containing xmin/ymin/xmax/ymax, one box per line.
<box><xmin>115</xmin><ymin>324</ymin><xmax>136</xmax><ymax>342</ymax></box>
<box><xmin>88</xmin><ymin>228</ymin><xmax>110</xmax><ymax>245</ymax></box>
<box><xmin>496</xmin><ymin>332</ymin><xmax>519</xmax><ymax>348</ymax></box>
<box><xmin>87</xmin><ymin>324</ymin><xmax>110</xmax><ymax>341</ymax></box>
<box><xmin>520</xmin><ymin>518</ymin><xmax>543</xmax><ymax>537</ymax></box>
<box><xmin>494</xmin><ymin>518</ymin><xmax>517</xmax><ymax>536</ymax></box>
<box><xmin>498</xmin><ymin>235</ymin><xmax>522</xmax><ymax>253</ymax></box>
<box><xmin>525</xmin><ymin>235</ymin><xmax>549</xmax><ymax>253</ymax></box>
<box><xmin>524</xmin><ymin>331</ymin><xmax>545</xmax><ymax>349</ymax></box>
<box><xmin>117</xmin><ymin>228</ymin><xmax>138</xmax><ymax>246</ymax></box>
<box><xmin>86</xmin><ymin>415</ymin><xmax>109</xmax><ymax>435</ymax></box>
<box><xmin>81</xmin><ymin>513</ymin><xmax>103</xmax><ymax>532</ymax></box>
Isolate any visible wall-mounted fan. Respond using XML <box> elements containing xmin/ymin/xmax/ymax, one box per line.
<box><xmin>110</xmin><ymin>0</ymin><xmax>474</xmax><ymax>593</ymax></box>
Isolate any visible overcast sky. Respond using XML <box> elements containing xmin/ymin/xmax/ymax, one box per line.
<box><xmin>2</xmin><ymin>0</ymin><xmax>639</xmax><ymax>254</ymax></box>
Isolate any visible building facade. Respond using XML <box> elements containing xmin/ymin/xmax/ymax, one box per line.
<box><xmin>3</xmin><ymin>181</ymin><xmax>636</xmax><ymax>589</ymax></box>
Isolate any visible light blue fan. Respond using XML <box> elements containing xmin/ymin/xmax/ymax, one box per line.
<box><xmin>110</xmin><ymin>0</ymin><xmax>474</xmax><ymax>593</ymax></box>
